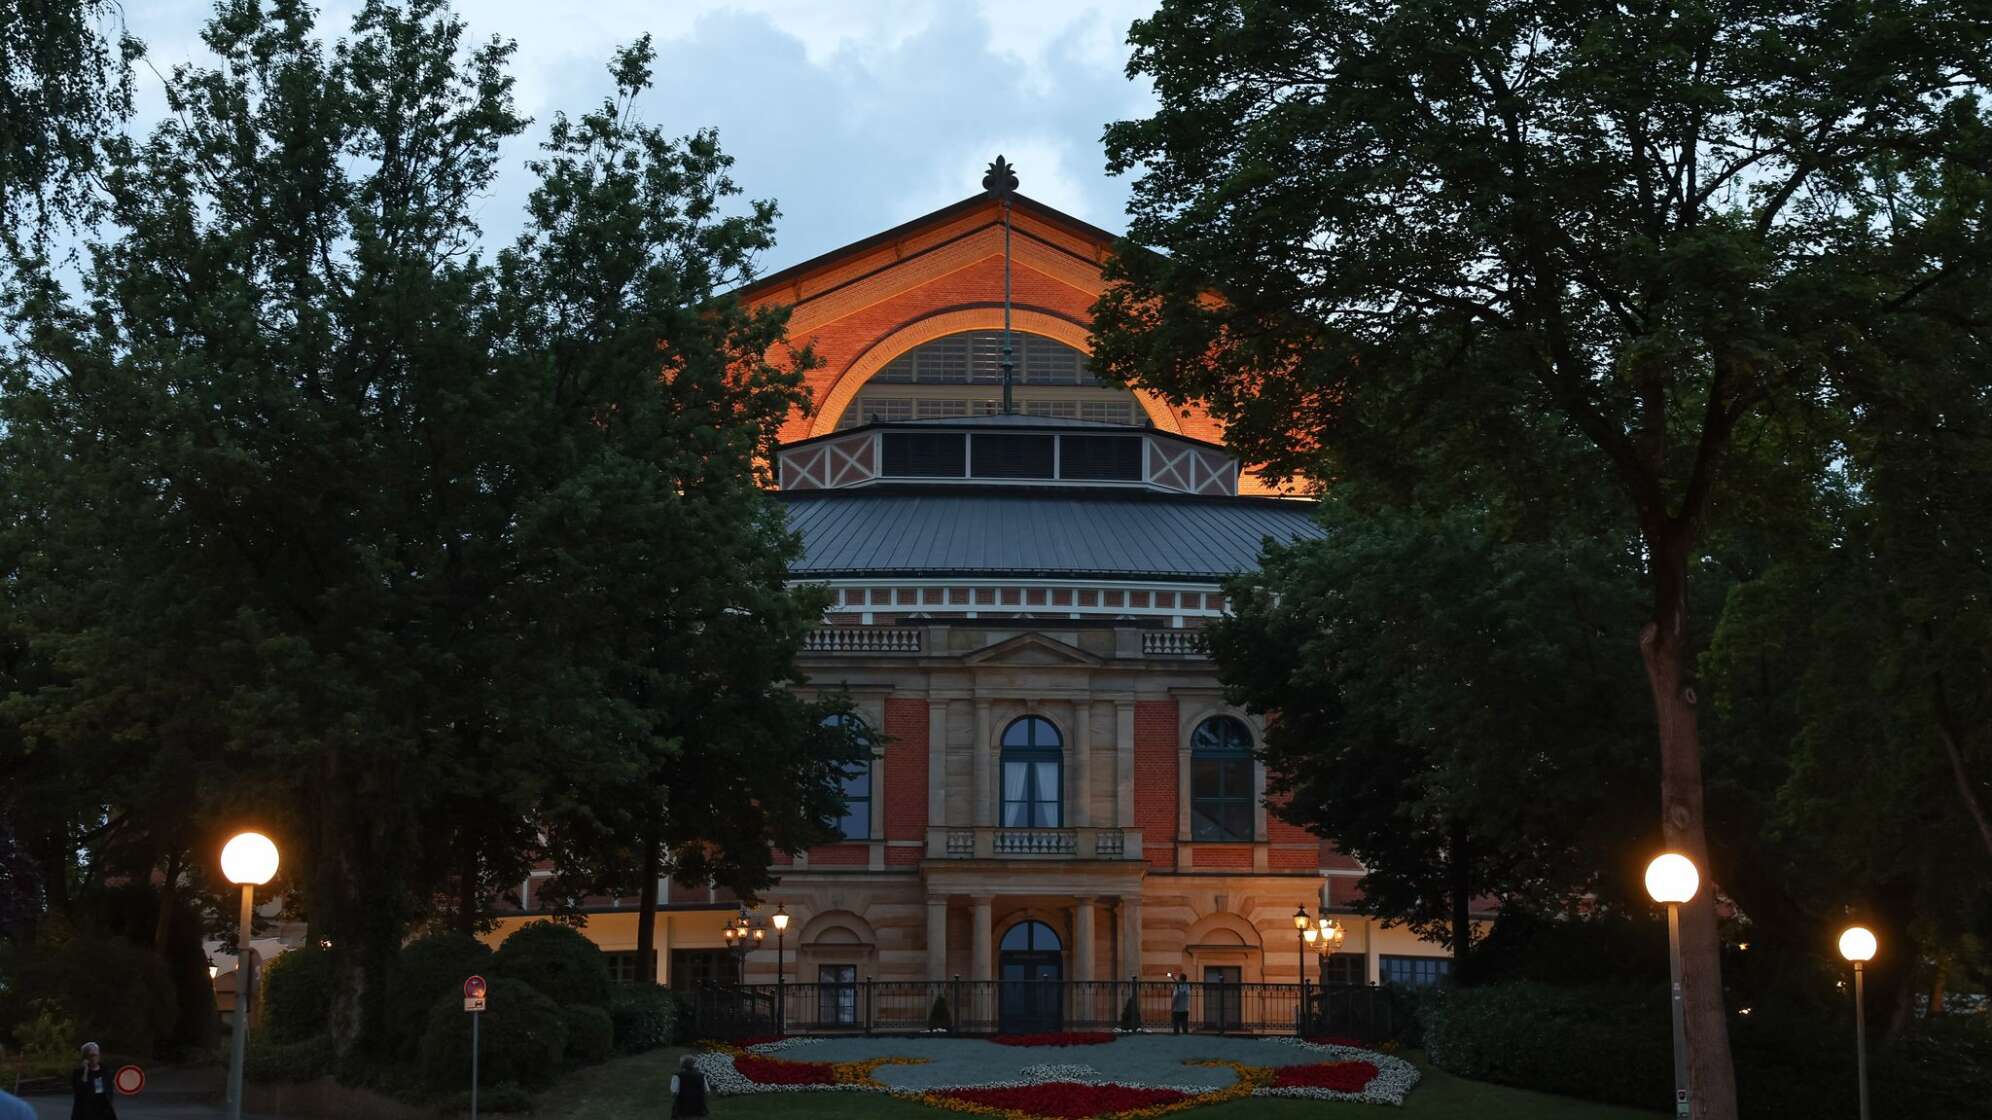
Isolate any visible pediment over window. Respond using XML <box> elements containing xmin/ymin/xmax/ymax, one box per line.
<box><xmin>961</xmin><ymin>631</ymin><xmax>1103</xmax><ymax>668</ymax></box>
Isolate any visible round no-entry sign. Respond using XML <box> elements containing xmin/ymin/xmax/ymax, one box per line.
<box><xmin>113</xmin><ymin>1065</ymin><xmax>145</xmax><ymax>1095</ymax></box>
<box><xmin>464</xmin><ymin>975</ymin><xmax>487</xmax><ymax>999</ymax></box>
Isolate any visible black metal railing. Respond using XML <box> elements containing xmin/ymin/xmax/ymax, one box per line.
<box><xmin>693</xmin><ymin>977</ymin><xmax>1408</xmax><ymax>1041</ymax></box>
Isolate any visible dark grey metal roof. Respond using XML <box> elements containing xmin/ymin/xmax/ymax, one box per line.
<box><xmin>779</xmin><ymin>487</ymin><xmax>1324</xmax><ymax>581</ymax></box>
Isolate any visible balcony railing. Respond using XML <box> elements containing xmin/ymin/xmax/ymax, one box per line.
<box><xmin>1141</xmin><ymin>629</ymin><xmax>1206</xmax><ymax>657</ymax></box>
<box><xmin>801</xmin><ymin>626</ymin><xmax>922</xmax><ymax>654</ymax></box>
<box><xmin>927</xmin><ymin>826</ymin><xmax>1140</xmax><ymax>861</ymax></box>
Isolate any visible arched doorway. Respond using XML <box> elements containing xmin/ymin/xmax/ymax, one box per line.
<box><xmin>998</xmin><ymin>920</ymin><xmax>1063</xmax><ymax>1033</ymax></box>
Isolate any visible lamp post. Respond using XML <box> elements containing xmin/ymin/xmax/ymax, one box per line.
<box><xmin>1644</xmin><ymin>853</ymin><xmax>1700</xmax><ymax>1120</ymax></box>
<box><xmin>1293</xmin><ymin>906</ymin><xmax>1311</xmax><ymax>1036</ymax></box>
<box><xmin>722</xmin><ymin>906</ymin><xmax>765</xmax><ymax>984</ymax></box>
<box><xmin>771</xmin><ymin>904</ymin><xmax>790</xmax><ymax>1035</ymax></box>
<box><xmin>1839</xmin><ymin>926</ymin><xmax>1877</xmax><ymax>1120</ymax></box>
<box><xmin>220</xmin><ymin>832</ymin><xmax>279</xmax><ymax>1120</ymax></box>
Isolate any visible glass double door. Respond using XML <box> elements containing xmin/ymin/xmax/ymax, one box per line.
<box><xmin>998</xmin><ymin>952</ymin><xmax>1063</xmax><ymax>1033</ymax></box>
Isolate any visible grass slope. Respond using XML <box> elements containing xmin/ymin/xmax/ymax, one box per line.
<box><xmin>534</xmin><ymin>1045</ymin><xmax>1663</xmax><ymax>1119</ymax></box>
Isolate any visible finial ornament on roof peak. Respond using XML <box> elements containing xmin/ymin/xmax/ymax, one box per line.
<box><xmin>983</xmin><ymin>155</ymin><xmax>1019</xmax><ymax>199</ymax></box>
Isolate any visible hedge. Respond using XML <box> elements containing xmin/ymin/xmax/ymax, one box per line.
<box><xmin>491</xmin><ymin>922</ymin><xmax>610</xmax><ymax>1009</ymax></box>
<box><xmin>608</xmin><ymin>985</ymin><xmax>676</xmax><ymax>1054</ymax></box>
<box><xmin>560</xmin><ymin>1004</ymin><xmax>614</xmax><ymax>1067</ymax></box>
<box><xmin>244</xmin><ymin>1033</ymin><xmax>336</xmax><ymax>1083</ymax></box>
<box><xmin>390</xmin><ymin>932</ymin><xmax>493</xmax><ymax>1051</ymax></box>
<box><xmin>419</xmin><ymin>976</ymin><xmax>567</xmax><ymax>1090</ymax></box>
<box><xmin>257</xmin><ymin>947</ymin><xmax>334</xmax><ymax>1045</ymax></box>
<box><xmin>1</xmin><ymin>935</ymin><xmax>178</xmax><ymax>1058</ymax></box>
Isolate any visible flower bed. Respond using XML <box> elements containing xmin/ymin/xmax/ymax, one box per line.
<box><xmin>989</xmin><ymin>1031</ymin><xmax>1118</xmax><ymax>1047</ymax></box>
<box><xmin>928</xmin><ymin>1082</ymin><xmax>1190</xmax><ymax>1118</ymax></box>
<box><xmin>694</xmin><ymin>1034</ymin><xmax>1422</xmax><ymax>1114</ymax></box>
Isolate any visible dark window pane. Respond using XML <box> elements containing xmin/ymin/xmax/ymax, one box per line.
<box><xmin>971</xmin><ymin>433</ymin><xmax>1055</xmax><ymax>478</ymax></box>
<box><xmin>1060</xmin><ymin>435</ymin><xmax>1143</xmax><ymax>480</ymax></box>
<box><xmin>881</xmin><ymin>432</ymin><xmax>966</xmax><ymax>476</ymax></box>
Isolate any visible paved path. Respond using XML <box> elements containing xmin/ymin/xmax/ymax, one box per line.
<box><xmin>21</xmin><ymin>1096</ymin><xmax>279</xmax><ymax>1120</ymax></box>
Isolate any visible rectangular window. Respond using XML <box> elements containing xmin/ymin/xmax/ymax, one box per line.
<box><xmin>1000</xmin><ymin>760</ymin><xmax>1062</xmax><ymax>827</ymax></box>
<box><xmin>1320</xmin><ymin>952</ymin><xmax>1366</xmax><ymax>986</ymax></box>
<box><xmin>917</xmin><ymin>398</ymin><xmax>968</xmax><ymax>418</ymax></box>
<box><xmin>818</xmin><ymin>965</ymin><xmax>858</xmax><ymax>1025</ymax></box>
<box><xmin>1060</xmin><ymin>435</ymin><xmax>1143</xmax><ymax>481</ymax></box>
<box><xmin>1079</xmin><ymin>400</ymin><xmax>1134</xmax><ymax>424</ymax></box>
<box><xmin>1380</xmin><ymin>955</ymin><xmax>1452</xmax><ymax>988</ymax></box>
<box><xmin>881</xmin><ymin>432</ymin><xmax>967</xmax><ymax>476</ymax></box>
<box><xmin>604</xmin><ymin>951</ymin><xmax>657</xmax><ymax>985</ymax></box>
<box><xmin>970</xmin><ymin>433</ymin><xmax>1055</xmax><ymax>479</ymax></box>
<box><xmin>837</xmin><ymin>758</ymin><xmax>871</xmax><ymax>840</ymax></box>
<box><xmin>668</xmin><ymin>949</ymin><xmax>735</xmax><ymax>991</ymax></box>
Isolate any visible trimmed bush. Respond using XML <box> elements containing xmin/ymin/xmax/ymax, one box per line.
<box><xmin>608</xmin><ymin>984</ymin><xmax>676</xmax><ymax>1055</ymax></box>
<box><xmin>390</xmin><ymin>932</ymin><xmax>493</xmax><ymax>1051</ymax></box>
<box><xmin>258</xmin><ymin>946</ymin><xmax>334</xmax><ymax>1045</ymax></box>
<box><xmin>419</xmin><ymin>976</ymin><xmax>567</xmax><ymax>1090</ymax></box>
<box><xmin>560</xmin><ymin>1004</ymin><xmax>614</xmax><ymax>1067</ymax></box>
<box><xmin>2</xmin><ymin>935</ymin><xmax>177</xmax><ymax>1057</ymax></box>
<box><xmin>491</xmin><ymin>922</ymin><xmax>610</xmax><ymax>1009</ymax></box>
<box><xmin>928</xmin><ymin>994</ymin><xmax>951</xmax><ymax>1031</ymax></box>
<box><xmin>244</xmin><ymin>1033</ymin><xmax>336</xmax><ymax>1083</ymax></box>
<box><xmin>1423</xmin><ymin>981</ymin><xmax>1671</xmax><ymax>1108</ymax></box>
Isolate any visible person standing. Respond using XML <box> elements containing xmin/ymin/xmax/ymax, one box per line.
<box><xmin>70</xmin><ymin>1043</ymin><xmax>117</xmax><ymax>1120</ymax></box>
<box><xmin>1170</xmin><ymin>974</ymin><xmax>1191</xmax><ymax>1035</ymax></box>
<box><xmin>669</xmin><ymin>1053</ymin><xmax>708</xmax><ymax>1118</ymax></box>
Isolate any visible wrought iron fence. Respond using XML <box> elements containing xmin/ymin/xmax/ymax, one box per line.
<box><xmin>692</xmin><ymin>977</ymin><xmax>1409</xmax><ymax>1041</ymax></box>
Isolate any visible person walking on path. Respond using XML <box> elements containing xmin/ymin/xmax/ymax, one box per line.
<box><xmin>69</xmin><ymin>1043</ymin><xmax>117</xmax><ymax>1120</ymax></box>
<box><xmin>1170</xmin><ymin>974</ymin><xmax>1191</xmax><ymax>1035</ymax></box>
<box><xmin>669</xmin><ymin>1054</ymin><xmax>708</xmax><ymax>1118</ymax></box>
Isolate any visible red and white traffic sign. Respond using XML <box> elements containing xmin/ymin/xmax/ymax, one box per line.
<box><xmin>113</xmin><ymin>1065</ymin><xmax>145</xmax><ymax>1095</ymax></box>
<box><xmin>464</xmin><ymin>974</ymin><xmax>487</xmax><ymax>1012</ymax></box>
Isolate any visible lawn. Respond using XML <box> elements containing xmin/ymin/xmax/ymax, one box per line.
<box><xmin>534</xmin><ymin>1045</ymin><xmax>1664</xmax><ymax>1119</ymax></box>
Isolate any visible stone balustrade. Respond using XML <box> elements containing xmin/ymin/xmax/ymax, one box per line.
<box><xmin>927</xmin><ymin>826</ymin><xmax>1141</xmax><ymax>861</ymax></box>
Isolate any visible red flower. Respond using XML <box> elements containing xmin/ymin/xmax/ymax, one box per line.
<box><xmin>733</xmin><ymin>1054</ymin><xmax>835</xmax><ymax>1085</ymax></box>
<box><xmin>987</xmin><ymin>1031</ymin><xmax>1118</xmax><ymax>1047</ymax></box>
<box><xmin>933</xmin><ymin>1082</ymin><xmax>1189</xmax><ymax>1118</ymax></box>
<box><xmin>1272</xmin><ymin>1060</ymin><xmax>1380</xmax><ymax>1092</ymax></box>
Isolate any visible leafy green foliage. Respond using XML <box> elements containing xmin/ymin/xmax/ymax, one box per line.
<box><xmin>420</xmin><ymin>977</ymin><xmax>566</xmax><ymax>1090</ymax></box>
<box><xmin>0</xmin><ymin>935</ymin><xmax>176</xmax><ymax>1058</ymax></box>
<box><xmin>559</xmin><ymin>1004</ymin><xmax>614</xmax><ymax>1067</ymax></box>
<box><xmin>390</xmin><ymin>934</ymin><xmax>494</xmax><ymax>1052</ymax></box>
<box><xmin>0</xmin><ymin>0</ymin><xmax>139</xmax><ymax>238</ymax></box>
<box><xmin>258</xmin><ymin>946</ymin><xmax>335</xmax><ymax>1045</ymax></box>
<box><xmin>243</xmin><ymin>1033</ymin><xmax>336</xmax><ymax>1084</ymax></box>
<box><xmin>8</xmin><ymin>998</ymin><xmax>76</xmax><ymax>1076</ymax></box>
<box><xmin>607</xmin><ymin>985</ymin><xmax>676</xmax><ymax>1055</ymax></box>
<box><xmin>493</xmin><ymin>923</ymin><xmax>611</xmax><ymax>1009</ymax></box>
<box><xmin>1424</xmin><ymin>982</ymin><xmax>1671</xmax><ymax>1108</ymax></box>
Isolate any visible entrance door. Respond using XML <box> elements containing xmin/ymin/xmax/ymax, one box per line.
<box><xmin>1202</xmin><ymin>966</ymin><xmax>1242</xmax><ymax>1030</ymax></box>
<box><xmin>997</xmin><ymin>920</ymin><xmax>1064</xmax><ymax>1033</ymax></box>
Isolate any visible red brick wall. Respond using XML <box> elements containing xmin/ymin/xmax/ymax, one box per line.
<box><xmin>882</xmin><ymin>697</ymin><xmax>929</xmax><ymax>841</ymax></box>
<box><xmin>1193</xmin><ymin>846</ymin><xmax>1251</xmax><ymax>869</ymax></box>
<box><xmin>1133</xmin><ymin>700</ymin><xmax>1180</xmax><ymax>868</ymax></box>
<box><xmin>806</xmin><ymin>844</ymin><xmax>868</xmax><ymax>866</ymax></box>
<box><xmin>1265</xmin><ymin>791</ymin><xmax>1315</xmax><ymax>844</ymax></box>
<box><xmin>1269</xmin><ymin>848</ymin><xmax>1319</xmax><ymax>870</ymax></box>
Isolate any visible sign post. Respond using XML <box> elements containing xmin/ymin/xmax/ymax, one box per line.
<box><xmin>464</xmin><ymin>975</ymin><xmax>487</xmax><ymax>1120</ymax></box>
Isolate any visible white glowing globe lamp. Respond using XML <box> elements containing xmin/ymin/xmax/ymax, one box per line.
<box><xmin>221</xmin><ymin>832</ymin><xmax>280</xmax><ymax>886</ymax></box>
<box><xmin>1839</xmin><ymin>926</ymin><xmax>1877</xmax><ymax>963</ymax></box>
<box><xmin>1643</xmin><ymin>853</ymin><xmax>1699</xmax><ymax>905</ymax></box>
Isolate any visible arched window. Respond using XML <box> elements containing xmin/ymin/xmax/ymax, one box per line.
<box><xmin>1190</xmin><ymin>716</ymin><xmax>1254</xmax><ymax>842</ymax></box>
<box><xmin>1000</xmin><ymin>716</ymin><xmax>1062</xmax><ymax>828</ymax></box>
<box><xmin>823</xmin><ymin>714</ymin><xmax>873</xmax><ymax>839</ymax></box>
<box><xmin>1000</xmin><ymin>920</ymin><xmax>1063</xmax><ymax>953</ymax></box>
<box><xmin>836</xmin><ymin>330</ymin><xmax>1142</xmax><ymax>429</ymax></box>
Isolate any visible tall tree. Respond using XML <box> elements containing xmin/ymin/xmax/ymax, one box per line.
<box><xmin>0</xmin><ymin>0</ymin><xmax>140</xmax><ymax>240</ymax></box>
<box><xmin>1</xmin><ymin>0</ymin><xmax>850</xmax><ymax>1055</ymax></box>
<box><xmin>1207</xmin><ymin>495</ymin><xmax>1652</xmax><ymax>975</ymax></box>
<box><xmin>1093</xmin><ymin>4</ymin><xmax>1992</xmax><ymax>1113</ymax></box>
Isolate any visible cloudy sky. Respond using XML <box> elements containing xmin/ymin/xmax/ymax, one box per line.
<box><xmin>114</xmin><ymin>0</ymin><xmax>1160</xmax><ymax>274</ymax></box>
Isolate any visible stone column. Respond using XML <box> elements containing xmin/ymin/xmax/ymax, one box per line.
<box><xmin>1114</xmin><ymin>700</ymin><xmax>1135</xmax><ymax>828</ymax></box>
<box><xmin>974</xmin><ymin>699</ymin><xmax>994</xmax><ymax>828</ymax></box>
<box><xmin>1121</xmin><ymin>894</ymin><xmax>1144</xmax><ymax>979</ymax></box>
<box><xmin>971</xmin><ymin>895</ymin><xmax>994</xmax><ymax>982</ymax></box>
<box><xmin>926</xmin><ymin>896</ymin><xmax>949</xmax><ymax>981</ymax></box>
<box><xmin>1072</xmin><ymin>701</ymin><xmax>1092</xmax><ymax>828</ymax></box>
<box><xmin>1073</xmin><ymin>898</ymin><xmax>1096</xmax><ymax>983</ymax></box>
<box><xmin>928</xmin><ymin>699</ymin><xmax>949</xmax><ymax>827</ymax></box>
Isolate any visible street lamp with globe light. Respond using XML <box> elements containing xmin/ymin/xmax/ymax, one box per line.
<box><xmin>771</xmin><ymin>903</ymin><xmax>791</xmax><ymax>1034</ymax></box>
<box><xmin>1644</xmin><ymin>853</ymin><xmax>1699</xmax><ymax>1120</ymax></box>
<box><xmin>1839</xmin><ymin>926</ymin><xmax>1877</xmax><ymax>1120</ymax></box>
<box><xmin>1292</xmin><ymin>906</ymin><xmax>1312</xmax><ymax>1035</ymax></box>
<box><xmin>221</xmin><ymin>832</ymin><xmax>278</xmax><ymax>1120</ymax></box>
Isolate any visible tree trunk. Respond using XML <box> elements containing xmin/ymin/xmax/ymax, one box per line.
<box><xmin>634</xmin><ymin>823</ymin><xmax>661</xmax><ymax>985</ymax></box>
<box><xmin>1449</xmin><ymin>820</ymin><xmax>1472</xmax><ymax>985</ymax></box>
<box><xmin>153</xmin><ymin>848</ymin><xmax>181</xmax><ymax>954</ymax></box>
<box><xmin>1929</xmin><ymin>671</ymin><xmax>1992</xmax><ymax>860</ymax></box>
<box><xmin>1639</xmin><ymin>523</ymin><xmax>1739</xmax><ymax>1120</ymax></box>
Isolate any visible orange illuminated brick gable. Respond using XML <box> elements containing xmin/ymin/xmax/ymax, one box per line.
<box><xmin>736</xmin><ymin>193</ymin><xmax>1280</xmax><ymax>494</ymax></box>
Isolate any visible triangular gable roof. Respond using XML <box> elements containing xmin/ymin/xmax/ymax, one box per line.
<box><xmin>960</xmin><ymin>631</ymin><xmax>1104</xmax><ymax>668</ymax></box>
